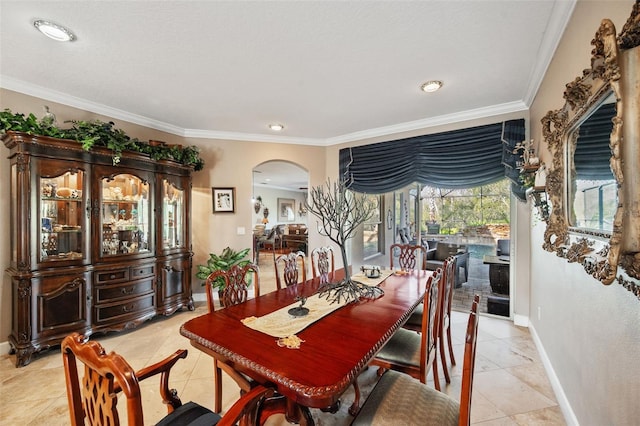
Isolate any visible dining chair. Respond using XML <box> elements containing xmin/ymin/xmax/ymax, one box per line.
<box><xmin>274</xmin><ymin>250</ymin><xmax>307</xmax><ymax>290</ymax></box>
<box><xmin>351</xmin><ymin>294</ymin><xmax>481</xmax><ymax>426</ymax></box>
<box><xmin>206</xmin><ymin>263</ymin><xmax>260</xmax><ymax>310</ymax></box>
<box><xmin>206</xmin><ymin>263</ymin><xmax>261</xmax><ymax>413</ymax></box>
<box><xmin>390</xmin><ymin>243</ymin><xmax>427</xmax><ymax>271</ymax></box>
<box><xmin>369</xmin><ymin>268</ymin><xmax>442</xmax><ymax>390</ymax></box>
<box><xmin>311</xmin><ymin>246</ymin><xmax>335</xmax><ymax>284</ymax></box>
<box><xmin>61</xmin><ymin>332</ymin><xmax>275</xmax><ymax>426</ymax></box>
<box><xmin>404</xmin><ymin>256</ymin><xmax>457</xmax><ymax>385</ymax></box>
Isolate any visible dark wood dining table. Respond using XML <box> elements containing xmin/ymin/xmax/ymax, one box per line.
<box><xmin>180</xmin><ymin>268</ymin><xmax>430</xmax><ymax>425</ymax></box>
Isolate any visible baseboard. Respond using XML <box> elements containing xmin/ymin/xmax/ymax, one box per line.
<box><xmin>513</xmin><ymin>314</ymin><xmax>529</xmax><ymax>327</ymax></box>
<box><xmin>0</xmin><ymin>340</ymin><xmax>10</xmax><ymax>355</ymax></box>
<box><xmin>529</xmin><ymin>323</ymin><xmax>579</xmax><ymax>426</ymax></box>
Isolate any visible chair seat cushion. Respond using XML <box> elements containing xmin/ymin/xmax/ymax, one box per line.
<box><xmin>156</xmin><ymin>401</ymin><xmax>221</xmax><ymax>426</ymax></box>
<box><xmin>375</xmin><ymin>328</ymin><xmax>421</xmax><ymax>367</ymax></box>
<box><xmin>351</xmin><ymin>370</ymin><xmax>459</xmax><ymax>426</ymax></box>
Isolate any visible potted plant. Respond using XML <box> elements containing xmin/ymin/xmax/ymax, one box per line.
<box><xmin>195</xmin><ymin>247</ymin><xmax>252</xmax><ymax>296</ymax></box>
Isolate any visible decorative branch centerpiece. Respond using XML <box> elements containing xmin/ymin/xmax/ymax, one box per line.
<box><xmin>306</xmin><ymin>179</ymin><xmax>384</xmax><ymax>304</ymax></box>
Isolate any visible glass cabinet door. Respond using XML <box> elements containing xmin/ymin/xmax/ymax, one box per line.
<box><xmin>162</xmin><ymin>179</ymin><xmax>184</xmax><ymax>250</ymax></box>
<box><xmin>101</xmin><ymin>174</ymin><xmax>150</xmax><ymax>256</ymax></box>
<box><xmin>40</xmin><ymin>171</ymin><xmax>85</xmax><ymax>262</ymax></box>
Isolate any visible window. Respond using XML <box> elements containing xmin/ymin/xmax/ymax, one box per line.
<box><xmin>363</xmin><ymin>194</ymin><xmax>383</xmax><ymax>259</ymax></box>
<box><xmin>421</xmin><ymin>179</ymin><xmax>510</xmax><ymax>235</ymax></box>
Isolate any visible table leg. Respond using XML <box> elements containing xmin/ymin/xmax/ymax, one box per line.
<box><xmin>285</xmin><ymin>398</ymin><xmax>314</xmax><ymax>425</ymax></box>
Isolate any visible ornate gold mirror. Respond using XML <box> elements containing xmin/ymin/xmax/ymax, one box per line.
<box><xmin>541</xmin><ymin>1</ymin><xmax>639</xmax><ymax>299</ymax></box>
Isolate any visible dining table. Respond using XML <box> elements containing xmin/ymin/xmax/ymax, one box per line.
<box><xmin>180</xmin><ymin>267</ymin><xmax>430</xmax><ymax>425</ymax></box>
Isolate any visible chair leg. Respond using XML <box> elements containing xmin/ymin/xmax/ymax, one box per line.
<box><xmin>213</xmin><ymin>359</ymin><xmax>222</xmax><ymax>413</ymax></box>
<box><xmin>432</xmin><ymin>357</ymin><xmax>441</xmax><ymax>391</ymax></box>
<box><xmin>446</xmin><ymin>324</ymin><xmax>456</xmax><ymax>366</ymax></box>
<box><xmin>439</xmin><ymin>334</ymin><xmax>451</xmax><ymax>384</ymax></box>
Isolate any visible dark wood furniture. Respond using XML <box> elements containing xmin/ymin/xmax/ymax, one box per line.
<box><xmin>3</xmin><ymin>132</ymin><xmax>194</xmax><ymax>367</ymax></box>
<box><xmin>205</xmin><ymin>263</ymin><xmax>261</xmax><ymax>413</ymax></box>
<box><xmin>351</xmin><ymin>294</ymin><xmax>480</xmax><ymax>426</ymax></box>
<box><xmin>370</xmin><ymin>268</ymin><xmax>442</xmax><ymax>390</ymax></box>
<box><xmin>180</xmin><ymin>268</ymin><xmax>430</xmax><ymax>425</ymax></box>
<box><xmin>404</xmin><ymin>256</ymin><xmax>457</xmax><ymax>384</ymax></box>
<box><xmin>483</xmin><ymin>255</ymin><xmax>510</xmax><ymax>295</ymax></box>
<box><xmin>274</xmin><ymin>251</ymin><xmax>307</xmax><ymax>290</ymax></box>
<box><xmin>389</xmin><ymin>243</ymin><xmax>427</xmax><ymax>270</ymax></box>
<box><xmin>311</xmin><ymin>246</ymin><xmax>335</xmax><ymax>285</ymax></box>
<box><xmin>61</xmin><ymin>332</ymin><xmax>274</xmax><ymax>426</ymax></box>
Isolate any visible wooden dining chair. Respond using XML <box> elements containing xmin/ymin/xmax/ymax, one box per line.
<box><xmin>311</xmin><ymin>246</ymin><xmax>335</xmax><ymax>284</ymax></box>
<box><xmin>369</xmin><ymin>268</ymin><xmax>442</xmax><ymax>390</ymax></box>
<box><xmin>351</xmin><ymin>294</ymin><xmax>481</xmax><ymax>426</ymax></box>
<box><xmin>390</xmin><ymin>243</ymin><xmax>427</xmax><ymax>271</ymax></box>
<box><xmin>61</xmin><ymin>332</ymin><xmax>275</xmax><ymax>426</ymax></box>
<box><xmin>206</xmin><ymin>263</ymin><xmax>260</xmax><ymax>413</ymax></box>
<box><xmin>404</xmin><ymin>256</ymin><xmax>457</xmax><ymax>385</ymax></box>
<box><xmin>274</xmin><ymin>250</ymin><xmax>307</xmax><ymax>290</ymax></box>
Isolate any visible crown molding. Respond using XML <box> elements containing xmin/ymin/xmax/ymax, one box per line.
<box><xmin>2</xmin><ymin>75</ymin><xmax>527</xmax><ymax>147</ymax></box>
<box><xmin>521</xmin><ymin>0</ymin><xmax>577</xmax><ymax>106</ymax></box>
<box><xmin>324</xmin><ymin>101</ymin><xmax>529</xmax><ymax>146</ymax></box>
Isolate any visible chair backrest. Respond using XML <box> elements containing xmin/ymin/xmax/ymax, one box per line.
<box><xmin>206</xmin><ymin>263</ymin><xmax>260</xmax><ymax>311</ymax></box>
<box><xmin>442</xmin><ymin>255</ymin><xmax>456</xmax><ymax>322</ymax></box>
<box><xmin>390</xmin><ymin>243</ymin><xmax>427</xmax><ymax>270</ymax></box>
<box><xmin>61</xmin><ymin>332</ymin><xmax>276</xmax><ymax>426</ymax></box>
<box><xmin>496</xmin><ymin>239</ymin><xmax>510</xmax><ymax>257</ymax></box>
<box><xmin>62</xmin><ymin>333</ymin><xmax>174</xmax><ymax>426</ymax></box>
<box><xmin>419</xmin><ymin>268</ymin><xmax>442</xmax><ymax>381</ymax></box>
<box><xmin>274</xmin><ymin>251</ymin><xmax>307</xmax><ymax>290</ymax></box>
<box><xmin>459</xmin><ymin>294</ymin><xmax>481</xmax><ymax>426</ymax></box>
<box><xmin>311</xmin><ymin>246</ymin><xmax>335</xmax><ymax>284</ymax></box>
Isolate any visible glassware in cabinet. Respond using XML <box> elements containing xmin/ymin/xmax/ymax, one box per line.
<box><xmin>39</xmin><ymin>170</ymin><xmax>85</xmax><ymax>262</ymax></box>
<box><xmin>100</xmin><ymin>173</ymin><xmax>151</xmax><ymax>256</ymax></box>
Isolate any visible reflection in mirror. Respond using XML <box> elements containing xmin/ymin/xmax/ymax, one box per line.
<box><xmin>541</xmin><ymin>2</ymin><xmax>640</xmax><ymax>297</ymax></box>
<box><xmin>568</xmin><ymin>97</ymin><xmax>616</xmax><ymax>232</ymax></box>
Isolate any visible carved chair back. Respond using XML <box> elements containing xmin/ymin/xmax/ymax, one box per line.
<box><xmin>390</xmin><ymin>243</ymin><xmax>427</xmax><ymax>271</ymax></box>
<box><xmin>274</xmin><ymin>251</ymin><xmax>307</xmax><ymax>290</ymax></box>
<box><xmin>206</xmin><ymin>263</ymin><xmax>260</xmax><ymax>311</ymax></box>
<box><xmin>311</xmin><ymin>246</ymin><xmax>335</xmax><ymax>284</ymax></box>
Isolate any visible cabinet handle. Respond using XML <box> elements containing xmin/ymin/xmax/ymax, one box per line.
<box><xmin>121</xmin><ymin>287</ymin><xmax>134</xmax><ymax>295</ymax></box>
<box><xmin>139</xmin><ymin>270</ymin><xmax>144</xmax><ymax>275</ymax></box>
<box><xmin>122</xmin><ymin>304</ymin><xmax>135</xmax><ymax>313</ymax></box>
<box><xmin>110</xmin><ymin>274</ymin><xmax>116</xmax><ymax>280</ymax></box>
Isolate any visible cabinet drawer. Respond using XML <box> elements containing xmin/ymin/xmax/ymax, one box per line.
<box><xmin>95</xmin><ymin>269</ymin><xmax>129</xmax><ymax>284</ymax></box>
<box><xmin>95</xmin><ymin>280</ymin><xmax>154</xmax><ymax>303</ymax></box>
<box><xmin>94</xmin><ymin>294</ymin><xmax>155</xmax><ymax>324</ymax></box>
<box><xmin>130</xmin><ymin>265</ymin><xmax>154</xmax><ymax>279</ymax></box>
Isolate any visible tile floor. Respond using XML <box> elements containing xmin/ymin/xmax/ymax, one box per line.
<box><xmin>0</xmin><ymin>253</ymin><xmax>566</xmax><ymax>425</ymax></box>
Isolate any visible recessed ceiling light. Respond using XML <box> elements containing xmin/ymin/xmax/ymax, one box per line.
<box><xmin>268</xmin><ymin>124</ymin><xmax>284</xmax><ymax>131</ymax></box>
<box><xmin>33</xmin><ymin>20</ymin><xmax>76</xmax><ymax>42</ymax></box>
<box><xmin>421</xmin><ymin>80</ymin><xmax>443</xmax><ymax>93</ymax></box>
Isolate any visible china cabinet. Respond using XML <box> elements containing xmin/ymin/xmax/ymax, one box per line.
<box><xmin>3</xmin><ymin>131</ymin><xmax>194</xmax><ymax>367</ymax></box>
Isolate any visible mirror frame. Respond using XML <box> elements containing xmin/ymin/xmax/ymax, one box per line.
<box><xmin>541</xmin><ymin>2</ymin><xmax>639</xmax><ymax>299</ymax></box>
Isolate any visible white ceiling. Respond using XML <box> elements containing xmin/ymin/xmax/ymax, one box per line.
<box><xmin>0</xmin><ymin>0</ymin><xmax>576</xmax><ymax>147</ymax></box>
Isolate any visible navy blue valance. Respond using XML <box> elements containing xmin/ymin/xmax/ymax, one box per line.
<box><xmin>339</xmin><ymin>119</ymin><xmax>526</xmax><ymax>196</ymax></box>
<box><xmin>575</xmin><ymin>102</ymin><xmax>615</xmax><ymax>180</ymax></box>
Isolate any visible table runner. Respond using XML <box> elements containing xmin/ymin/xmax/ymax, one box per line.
<box><xmin>241</xmin><ymin>270</ymin><xmax>394</xmax><ymax>340</ymax></box>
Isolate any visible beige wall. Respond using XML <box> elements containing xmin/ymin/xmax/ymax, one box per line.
<box><xmin>529</xmin><ymin>1</ymin><xmax>640</xmax><ymax>425</ymax></box>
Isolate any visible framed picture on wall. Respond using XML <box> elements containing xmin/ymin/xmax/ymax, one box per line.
<box><xmin>212</xmin><ymin>187</ymin><xmax>235</xmax><ymax>213</ymax></box>
<box><xmin>278</xmin><ymin>198</ymin><xmax>296</xmax><ymax>221</ymax></box>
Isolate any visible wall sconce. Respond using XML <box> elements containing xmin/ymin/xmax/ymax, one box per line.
<box><xmin>253</xmin><ymin>196</ymin><xmax>263</xmax><ymax>213</ymax></box>
<box><xmin>298</xmin><ymin>201</ymin><xmax>307</xmax><ymax>216</ymax></box>
<box><xmin>526</xmin><ymin>188</ymin><xmax>549</xmax><ymax>222</ymax></box>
